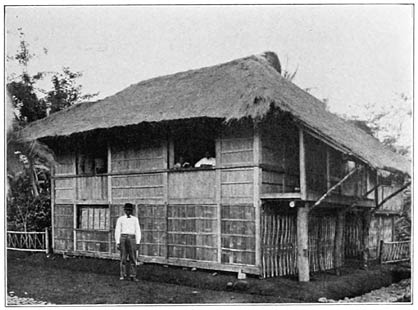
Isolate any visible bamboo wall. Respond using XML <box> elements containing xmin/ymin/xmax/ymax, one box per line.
<box><xmin>261</xmin><ymin>203</ymin><xmax>297</xmax><ymax>277</ymax></box>
<box><xmin>53</xmin><ymin>204</ymin><xmax>74</xmax><ymax>251</ymax></box>
<box><xmin>52</xmin><ymin>122</ymin><xmax>259</xmax><ymax>272</ymax></box>
<box><xmin>304</xmin><ymin>136</ymin><xmax>370</xmax><ymax>200</ymax></box>
<box><xmin>260</xmin><ymin>116</ymin><xmax>300</xmax><ymax>194</ymax></box>
<box><xmin>308</xmin><ymin>211</ymin><xmax>337</xmax><ymax>272</ymax></box>
<box><xmin>368</xmin><ymin>215</ymin><xmax>394</xmax><ymax>259</ymax></box>
<box><xmin>344</xmin><ymin>212</ymin><xmax>364</xmax><ymax>258</ymax></box>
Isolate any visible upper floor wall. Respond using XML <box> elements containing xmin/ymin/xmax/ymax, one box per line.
<box><xmin>51</xmin><ymin>116</ymin><xmax>403</xmax><ymax>208</ymax></box>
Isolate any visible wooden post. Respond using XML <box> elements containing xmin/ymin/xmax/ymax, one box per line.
<box><xmin>253</xmin><ymin>127</ymin><xmax>262</xmax><ymax>270</ymax></box>
<box><xmin>326</xmin><ymin>147</ymin><xmax>331</xmax><ymax>190</ymax></box>
<box><xmin>379</xmin><ymin>239</ymin><xmax>384</xmax><ymax>264</ymax></box>
<box><xmin>215</xmin><ymin>138</ymin><xmax>222</xmax><ymax>263</ymax></box>
<box><xmin>45</xmin><ymin>227</ymin><xmax>50</xmax><ymax>254</ymax></box>
<box><xmin>51</xmin><ymin>166</ymin><xmax>55</xmax><ymax>251</ymax></box>
<box><xmin>73</xmin><ymin>204</ymin><xmax>77</xmax><ymax>251</ymax></box>
<box><xmin>165</xmin><ymin>137</ymin><xmax>172</xmax><ymax>260</ymax></box>
<box><xmin>299</xmin><ymin>128</ymin><xmax>307</xmax><ymax>200</ymax></box>
<box><xmin>362</xmin><ymin>210</ymin><xmax>372</xmax><ymax>269</ymax></box>
<box><xmin>334</xmin><ymin>210</ymin><xmax>345</xmax><ymax>275</ymax></box>
<box><xmin>107</xmin><ymin>143</ymin><xmax>112</xmax><ymax>204</ymax></box>
<box><xmin>297</xmin><ymin>203</ymin><xmax>310</xmax><ymax>282</ymax></box>
<box><xmin>107</xmin><ymin>143</ymin><xmax>112</xmax><ymax>253</ymax></box>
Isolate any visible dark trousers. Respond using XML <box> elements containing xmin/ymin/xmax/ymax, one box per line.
<box><xmin>119</xmin><ymin>234</ymin><xmax>137</xmax><ymax>278</ymax></box>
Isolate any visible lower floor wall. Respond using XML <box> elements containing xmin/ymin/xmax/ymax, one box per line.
<box><xmin>53</xmin><ymin>203</ymin><xmax>257</xmax><ymax>274</ymax></box>
<box><xmin>345</xmin><ymin>211</ymin><xmax>396</xmax><ymax>260</ymax></box>
<box><xmin>53</xmin><ymin>203</ymin><xmax>399</xmax><ymax>278</ymax></box>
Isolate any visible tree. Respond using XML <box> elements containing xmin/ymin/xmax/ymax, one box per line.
<box><xmin>7</xmin><ymin>29</ymin><xmax>98</xmax><ymax>231</ymax></box>
<box><xmin>344</xmin><ymin>93</ymin><xmax>412</xmax><ymax>156</ymax></box>
<box><xmin>47</xmin><ymin>67</ymin><xmax>98</xmax><ymax>113</ymax></box>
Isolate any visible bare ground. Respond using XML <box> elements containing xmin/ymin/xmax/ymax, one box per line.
<box><xmin>6</xmin><ymin>251</ymin><xmax>411</xmax><ymax>305</ymax></box>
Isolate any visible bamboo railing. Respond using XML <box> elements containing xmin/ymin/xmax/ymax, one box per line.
<box><xmin>379</xmin><ymin>240</ymin><xmax>410</xmax><ymax>264</ymax></box>
<box><xmin>7</xmin><ymin>228</ymin><xmax>50</xmax><ymax>253</ymax></box>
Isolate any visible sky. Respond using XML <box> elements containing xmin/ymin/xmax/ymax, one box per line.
<box><xmin>5</xmin><ymin>4</ymin><xmax>413</xmax><ymax>146</ymax></box>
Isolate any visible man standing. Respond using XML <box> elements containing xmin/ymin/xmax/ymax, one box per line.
<box><xmin>115</xmin><ymin>203</ymin><xmax>141</xmax><ymax>281</ymax></box>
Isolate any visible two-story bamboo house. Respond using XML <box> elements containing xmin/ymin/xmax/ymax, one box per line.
<box><xmin>21</xmin><ymin>52</ymin><xmax>410</xmax><ymax>281</ymax></box>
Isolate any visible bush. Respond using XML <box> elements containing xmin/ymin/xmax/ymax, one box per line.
<box><xmin>7</xmin><ymin>171</ymin><xmax>51</xmax><ymax>231</ymax></box>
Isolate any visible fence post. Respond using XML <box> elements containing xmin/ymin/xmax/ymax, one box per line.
<box><xmin>45</xmin><ymin>227</ymin><xmax>50</xmax><ymax>254</ymax></box>
<box><xmin>379</xmin><ymin>240</ymin><xmax>384</xmax><ymax>264</ymax></box>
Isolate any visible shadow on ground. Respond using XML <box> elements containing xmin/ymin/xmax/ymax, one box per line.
<box><xmin>7</xmin><ymin>251</ymin><xmax>410</xmax><ymax>304</ymax></box>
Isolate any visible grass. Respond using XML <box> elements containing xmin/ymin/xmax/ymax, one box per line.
<box><xmin>6</xmin><ymin>251</ymin><xmax>410</xmax><ymax>304</ymax></box>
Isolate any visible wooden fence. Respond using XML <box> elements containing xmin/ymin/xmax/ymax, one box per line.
<box><xmin>7</xmin><ymin>228</ymin><xmax>50</xmax><ymax>253</ymax></box>
<box><xmin>379</xmin><ymin>240</ymin><xmax>410</xmax><ymax>264</ymax></box>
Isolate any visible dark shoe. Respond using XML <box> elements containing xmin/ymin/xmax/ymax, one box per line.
<box><xmin>130</xmin><ymin>277</ymin><xmax>139</xmax><ymax>282</ymax></box>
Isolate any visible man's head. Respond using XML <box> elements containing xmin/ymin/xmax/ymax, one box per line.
<box><xmin>124</xmin><ymin>203</ymin><xmax>134</xmax><ymax>217</ymax></box>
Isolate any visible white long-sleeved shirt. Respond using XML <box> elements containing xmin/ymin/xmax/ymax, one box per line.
<box><xmin>115</xmin><ymin>215</ymin><xmax>142</xmax><ymax>244</ymax></box>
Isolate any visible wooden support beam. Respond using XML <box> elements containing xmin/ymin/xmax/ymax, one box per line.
<box><xmin>299</xmin><ymin>128</ymin><xmax>307</xmax><ymax>200</ymax></box>
<box><xmin>297</xmin><ymin>203</ymin><xmax>309</xmax><ymax>282</ymax></box>
<box><xmin>373</xmin><ymin>181</ymin><xmax>411</xmax><ymax>213</ymax></box>
<box><xmin>311</xmin><ymin>166</ymin><xmax>361</xmax><ymax>210</ymax></box>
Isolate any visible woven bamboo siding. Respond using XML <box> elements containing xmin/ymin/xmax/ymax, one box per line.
<box><xmin>111</xmin><ymin>142</ymin><xmax>164</xmax><ymax>172</ymax></box>
<box><xmin>110</xmin><ymin>204</ymin><xmax>125</xmax><ymax>253</ymax></box>
<box><xmin>55</xmin><ymin>153</ymin><xmax>75</xmax><ymax>175</ymax></box>
<box><xmin>112</xmin><ymin>174</ymin><xmax>164</xmax><ymax>203</ymax></box>
<box><xmin>55</xmin><ymin>178</ymin><xmax>75</xmax><ymax>202</ymax></box>
<box><xmin>221</xmin><ymin>205</ymin><xmax>255</xmax><ymax>265</ymax></box>
<box><xmin>168</xmin><ymin>170</ymin><xmax>216</xmax><ymax>204</ymax></box>
<box><xmin>77</xmin><ymin>176</ymin><xmax>108</xmax><ymax>201</ymax></box>
<box><xmin>76</xmin><ymin>230</ymin><xmax>109</xmax><ymax>252</ymax></box>
<box><xmin>261</xmin><ymin>205</ymin><xmax>297</xmax><ymax>278</ymax></box>
<box><xmin>308</xmin><ymin>213</ymin><xmax>337</xmax><ymax>272</ymax></box>
<box><xmin>344</xmin><ymin>212</ymin><xmax>364</xmax><ymax>258</ymax></box>
<box><xmin>221</xmin><ymin>168</ymin><xmax>253</xmax><ymax>205</ymax></box>
<box><xmin>368</xmin><ymin>215</ymin><xmax>394</xmax><ymax>259</ymax></box>
<box><xmin>220</xmin><ymin>138</ymin><xmax>253</xmax><ymax>166</ymax></box>
<box><xmin>167</xmin><ymin>205</ymin><xmax>218</xmax><ymax>261</ymax></box>
<box><xmin>138</xmin><ymin>205</ymin><xmax>167</xmax><ymax>257</ymax></box>
<box><xmin>54</xmin><ymin>205</ymin><xmax>74</xmax><ymax>251</ymax></box>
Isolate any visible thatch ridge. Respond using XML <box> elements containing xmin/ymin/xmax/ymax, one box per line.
<box><xmin>21</xmin><ymin>52</ymin><xmax>410</xmax><ymax>175</ymax></box>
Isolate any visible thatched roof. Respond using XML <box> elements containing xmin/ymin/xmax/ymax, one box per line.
<box><xmin>21</xmin><ymin>52</ymin><xmax>410</xmax><ymax>175</ymax></box>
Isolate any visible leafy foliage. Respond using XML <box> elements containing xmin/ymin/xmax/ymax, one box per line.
<box><xmin>47</xmin><ymin>67</ymin><xmax>98</xmax><ymax>113</ymax></box>
<box><xmin>7</xmin><ymin>171</ymin><xmax>51</xmax><ymax>231</ymax></box>
<box><xmin>7</xmin><ymin>29</ymin><xmax>97</xmax><ymax>231</ymax></box>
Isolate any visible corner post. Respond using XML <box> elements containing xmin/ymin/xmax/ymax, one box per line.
<box><xmin>297</xmin><ymin>128</ymin><xmax>309</xmax><ymax>282</ymax></box>
<box><xmin>253</xmin><ymin>126</ymin><xmax>262</xmax><ymax>270</ymax></box>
